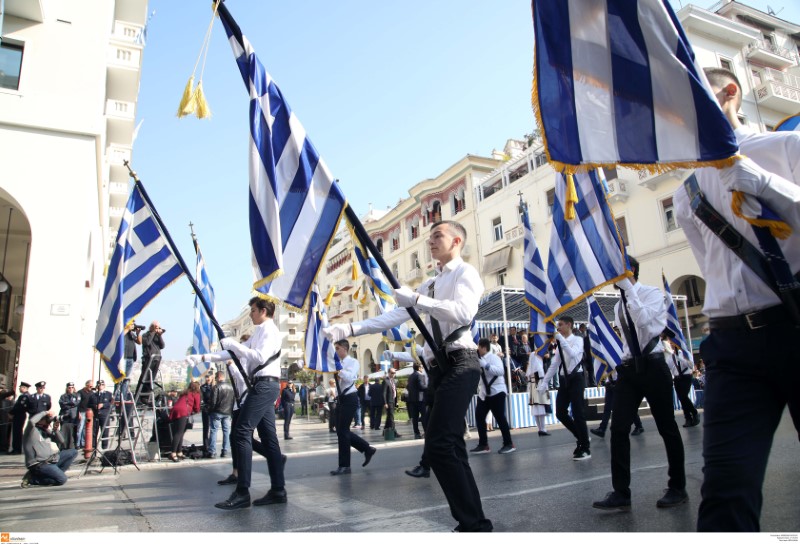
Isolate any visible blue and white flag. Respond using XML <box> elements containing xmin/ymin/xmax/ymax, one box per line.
<box><xmin>190</xmin><ymin>235</ymin><xmax>216</xmax><ymax>378</ymax></box>
<box><xmin>347</xmin><ymin>222</ymin><xmax>413</xmax><ymax>345</ymax></box>
<box><xmin>305</xmin><ymin>284</ymin><xmax>341</xmax><ymax>373</ymax></box>
<box><xmin>521</xmin><ymin>197</ymin><xmax>554</xmax><ymax>354</ymax></box>
<box><xmin>531</xmin><ymin>0</ymin><xmax>738</xmax><ymax>174</ymax></box>
<box><xmin>218</xmin><ymin>4</ymin><xmax>346</xmax><ymax>311</ymax></box>
<box><xmin>662</xmin><ymin>272</ymin><xmax>693</xmax><ymax>363</ymax></box>
<box><xmin>587</xmin><ymin>296</ymin><xmax>623</xmax><ymax>383</ymax></box>
<box><xmin>546</xmin><ymin>169</ymin><xmax>629</xmax><ymax>319</ymax></box>
<box><xmin>94</xmin><ymin>185</ymin><xmax>184</xmax><ymax>383</ymax></box>
<box><xmin>775</xmin><ymin>113</ymin><xmax>800</xmax><ymax>132</ymax></box>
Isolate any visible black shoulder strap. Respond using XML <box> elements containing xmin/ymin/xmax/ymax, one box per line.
<box><xmin>641</xmin><ymin>336</ymin><xmax>660</xmax><ymax>357</ymax></box>
<box><xmin>480</xmin><ymin>368</ymin><xmax>499</xmax><ymax>392</ymax></box>
<box><xmin>683</xmin><ymin>174</ymin><xmax>793</xmax><ymax>297</ymax></box>
<box><xmin>249</xmin><ymin>350</ymin><xmax>281</xmax><ymax>381</ymax></box>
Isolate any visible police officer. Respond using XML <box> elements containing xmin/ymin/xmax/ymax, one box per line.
<box><xmin>200</xmin><ymin>373</ymin><xmax>214</xmax><ymax>454</ymax></box>
<box><xmin>280</xmin><ymin>381</ymin><xmax>295</xmax><ymax>441</ymax></box>
<box><xmin>58</xmin><ymin>383</ymin><xmax>80</xmax><ymax>449</ymax></box>
<box><xmin>324</xmin><ymin>220</ymin><xmax>492</xmax><ymax>532</ymax></box>
<box><xmin>9</xmin><ymin>382</ymin><xmax>31</xmax><ymax>454</ymax></box>
<box><xmin>27</xmin><ymin>382</ymin><xmax>51</xmax><ymax>416</ymax></box>
<box><xmin>592</xmin><ymin>257</ymin><xmax>686</xmax><ymax>511</ymax></box>
<box><xmin>89</xmin><ymin>380</ymin><xmax>113</xmax><ymax>449</ymax></box>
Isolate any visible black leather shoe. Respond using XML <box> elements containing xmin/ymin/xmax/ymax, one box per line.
<box><xmin>414</xmin><ymin>434</ymin><xmax>423</xmax><ymax>440</ymax></box>
<box><xmin>683</xmin><ymin>415</ymin><xmax>700</xmax><ymax>428</ymax></box>
<box><xmin>362</xmin><ymin>446</ymin><xmax>376</xmax><ymax>467</ymax></box>
<box><xmin>253</xmin><ymin>488</ymin><xmax>287</xmax><ymax>506</ymax></box>
<box><xmin>282</xmin><ymin>454</ymin><xmax>287</xmax><ymax>469</ymax></box>
<box><xmin>217</xmin><ymin>474</ymin><xmax>237</xmax><ymax>485</ymax></box>
<box><xmin>284</xmin><ymin>436</ymin><xmax>293</xmax><ymax>440</ymax></box>
<box><xmin>538</xmin><ymin>431</ymin><xmax>551</xmax><ymax>436</ymax></box>
<box><xmin>631</xmin><ymin>427</ymin><xmax>644</xmax><ymax>436</ymax></box>
<box><xmin>592</xmin><ymin>491</ymin><xmax>631</xmax><ymax>511</ymax></box>
<box><xmin>656</xmin><ymin>488</ymin><xmax>688</xmax><ymax>508</ymax></box>
<box><xmin>215</xmin><ymin>490</ymin><xmax>251</xmax><ymax>510</ymax></box>
<box><xmin>404</xmin><ymin>465</ymin><xmax>430</xmax><ymax>478</ymax></box>
<box><xmin>330</xmin><ymin>466</ymin><xmax>352</xmax><ymax>476</ymax></box>
<box><xmin>590</xmin><ymin>428</ymin><xmax>606</xmax><ymax>438</ymax></box>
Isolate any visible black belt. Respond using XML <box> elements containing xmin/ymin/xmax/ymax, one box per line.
<box><xmin>619</xmin><ymin>352</ymin><xmax>665</xmax><ymax>368</ymax></box>
<box><xmin>252</xmin><ymin>375</ymin><xmax>280</xmax><ymax>384</ymax></box>
<box><xmin>708</xmin><ymin>304</ymin><xmax>790</xmax><ymax>331</ymax></box>
<box><xmin>427</xmin><ymin>348</ymin><xmax>475</xmax><ymax>367</ymax></box>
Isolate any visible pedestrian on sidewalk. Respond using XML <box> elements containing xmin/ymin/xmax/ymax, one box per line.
<box><xmin>281</xmin><ymin>382</ymin><xmax>295</xmax><ymax>440</ymax></box>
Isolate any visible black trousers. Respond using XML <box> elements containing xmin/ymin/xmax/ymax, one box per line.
<box><xmin>202</xmin><ymin>411</ymin><xmax>210</xmax><ymax>451</ymax></box>
<box><xmin>328</xmin><ymin>402</ymin><xmax>337</xmax><ymax>431</ymax></box>
<box><xmin>283</xmin><ymin>403</ymin><xmax>294</xmax><ymax>438</ymax></box>
<box><xmin>426</xmin><ymin>349</ymin><xmax>492</xmax><ymax>532</ymax></box>
<box><xmin>230</xmin><ymin>408</ymin><xmax>270</xmax><ymax>472</ymax></box>
<box><xmin>170</xmin><ymin>416</ymin><xmax>189</xmax><ymax>453</ymax></box>
<box><xmin>369</xmin><ymin>405</ymin><xmax>383</xmax><ymax>429</ymax></box>
<box><xmin>555</xmin><ymin>372</ymin><xmax>589</xmax><ymax>449</ymax></box>
<box><xmin>300</xmin><ymin>400</ymin><xmax>308</xmax><ymax>416</ymax></box>
<box><xmin>384</xmin><ymin>403</ymin><xmax>396</xmax><ymax>430</ymax></box>
<box><xmin>93</xmin><ymin>412</ymin><xmax>111</xmax><ymax>449</ymax></box>
<box><xmin>597</xmin><ymin>384</ymin><xmax>642</xmax><ymax>431</ymax></box>
<box><xmin>12</xmin><ymin>414</ymin><xmax>25</xmax><ymax>452</ymax></box>
<box><xmin>408</xmin><ymin>402</ymin><xmax>422</xmax><ymax>435</ymax></box>
<box><xmin>673</xmin><ymin>374</ymin><xmax>698</xmax><ymax>422</ymax></box>
<box><xmin>234</xmin><ymin>380</ymin><xmax>283</xmax><ymax>490</ymax></box>
<box><xmin>611</xmin><ymin>356</ymin><xmax>685</xmax><ymax>498</ymax></box>
<box><xmin>475</xmin><ymin>392</ymin><xmax>513</xmax><ymax>447</ymax></box>
<box><xmin>336</xmin><ymin>393</ymin><xmax>370</xmax><ymax>467</ymax></box>
<box><xmin>697</xmin><ymin>322</ymin><xmax>799</xmax><ymax>532</ymax></box>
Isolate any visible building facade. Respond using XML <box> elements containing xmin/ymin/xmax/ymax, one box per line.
<box><xmin>0</xmin><ymin>0</ymin><xmax>149</xmax><ymax>390</ymax></box>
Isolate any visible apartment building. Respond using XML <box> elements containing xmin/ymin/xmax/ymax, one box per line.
<box><xmin>0</xmin><ymin>0</ymin><xmax>149</xmax><ymax>389</ymax></box>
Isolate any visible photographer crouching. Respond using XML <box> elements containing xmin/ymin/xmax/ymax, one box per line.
<box><xmin>21</xmin><ymin>411</ymin><xmax>78</xmax><ymax>488</ymax></box>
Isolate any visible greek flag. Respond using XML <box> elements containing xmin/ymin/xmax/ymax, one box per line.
<box><xmin>587</xmin><ymin>295</ymin><xmax>623</xmax><ymax>383</ymax></box>
<box><xmin>218</xmin><ymin>4</ymin><xmax>346</xmax><ymax>311</ymax></box>
<box><xmin>531</xmin><ymin>0</ymin><xmax>738</xmax><ymax>173</ymax></box>
<box><xmin>662</xmin><ymin>272</ymin><xmax>693</xmax><ymax>362</ymax></box>
<box><xmin>94</xmin><ymin>185</ymin><xmax>184</xmax><ymax>382</ymax></box>
<box><xmin>305</xmin><ymin>284</ymin><xmax>341</xmax><ymax>373</ymax></box>
<box><xmin>546</xmin><ymin>169</ymin><xmax>629</xmax><ymax>319</ymax></box>
<box><xmin>347</xmin><ymin>222</ymin><xmax>413</xmax><ymax>344</ymax></box>
<box><xmin>190</xmin><ymin>236</ymin><xmax>216</xmax><ymax>378</ymax></box>
<box><xmin>521</xmin><ymin>197</ymin><xmax>554</xmax><ymax>354</ymax></box>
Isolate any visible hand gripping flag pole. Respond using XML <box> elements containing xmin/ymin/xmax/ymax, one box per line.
<box><xmin>123</xmin><ymin>160</ymin><xmax>252</xmax><ymax>391</ymax></box>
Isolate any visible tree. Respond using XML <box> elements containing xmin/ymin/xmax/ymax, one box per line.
<box><xmin>293</xmin><ymin>369</ymin><xmax>316</xmax><ymax>387</ymax></box>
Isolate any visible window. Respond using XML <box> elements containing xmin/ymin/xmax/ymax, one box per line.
<box><xmin>408</xmin><ymin>217</ymin><xmax>420</xmax><ymax>241</ymax></box>
<box><xmin>662</xmin><ymin>197</ymin><xmax>677</xmax><ymax>232</ymax></box>
<box><xmin>376</xmin><ymin>239</ymin><xmax>383</xmax><ymax>256</ymax></box>
<box><xmin>604</xmin><ymin>166</ymin><xmax>618</xmax><ymax>180</ymax></box>
<box><xmin>116</xmin><ymin>48</ymin><xmax>132</xmax><ymax>62</ymax></box>
<box><xmin>719</xmin><ymin>57</ymin><xmax>733</xmax><ymax>72</ymax></box>
<box><xmin>451</xmin><ymin>188</ymin><xmax>466</xmax><ymax>215</ymax></box>
<box><xmin>615</xmin><ymin>216</ymin><xmax>630</xmax><ymax>247</ymax></box>
<box><xmin>680</xmin><ymin>277</ymin><xmax>704</xmax><ymax>307</ymax></box>
<box><xmin>752</xmin><ymin>69</ymin><xmax>762</xmax><ymax>86</ymax></box>
<box><xmin>508</xmin><ymin>163</ymin><xmax>529</xmax><ymax>184</ymax></box>
<box><xmin>390</xmin><ymin>231</ymin><xmax>400</xmax><ymax>252</ymax></box>
<box><xmin>492</xmin><ymin>217</ymin><xmax>503</xmax><ymax>242</ymax></box>
<box><xmin>410</xmin><ymin>252</ymin><xmax>420</xmax><ymax>270</ymax></box>
<box><xmin>426</xmin><ymin>201</ymin><xmax>442</xmax><ymax>225</ymax></box>
<box><xmin>0</xmin><ymin>42</ymin><xmax>24</xmax><ymax>90</ymax></box>
<box><xmin>391</xmin><ymin>263</ymin><xmax>399</xmax><ymax>280</ymax></box>
<box><xmin>497</xmin><ymin>268</ymin><xmax>508</xmax><ymax>287</ymax></box>
<box><xmin>546</xmin><ymin>188</ymin><xmax>556</xmax><ymax>216</ymax></box>
<box><xmin>535</xmin><ymin>153</ymin><xmax>548</xmax><ymax>167</ymax></box>
<box><xmin>481</xmin><ymin>178</ymin><xmax>503</xmax><ymax>200</ymax></box>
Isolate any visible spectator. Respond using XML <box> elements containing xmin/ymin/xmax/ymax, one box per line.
<box><xmin>58</xmin><ymin>383</ymin><xmax>79</xmax><ymax>450</ymax></box>
<box><xmin>75</xmin><ymin>380</ymin><xmax>93</xmax><ymax>449</ymax></box>
<box><xmin>208</xmin><ymin>371</ymin><xmax>234</xmax><ymax>458</ymax></box>
<box><xmin>281</xmin><ymin>381</ymin><xmax>296</xmax><ymax>440</ymax></box>
<box><xmin>299</xmin><ymin>383</ymin><xmax>308</xmax><ymax>416</ymax></box>
<box><xmin>357</xmin><ymin>376</ymin><xmax>370</xmax><ymax>431</ymax></box>
<box><xmin>368</xmin><ymin>377</ymin><xmax>384</xmax><ymax>430</ymax></box>
<box><xmin>489</xmin><ymin>334</ymin><xmax>504</xmax><ymax>356</ymax></box>
<box><xmin>89</xmin><ymin>380</ymin><xmax>113</xmax><ymax>450</ymax></box>
<box><xmin>201</xmin><ymin>373</ymin><xmax>214</xmax><ymax>454</ymax></box>
<box><xmin>168</xmin><ymin>381</ymin><xmax>201</xmax><ymax>462</ymax></box>
<box><xmin>382</xmin><ymin>369</ymin><xmax>401</xmax><ymax>438</ymax></box>
<box><xmin>325</xmin><ymin>379</ymin><xmax>338</xmax><ymax>433</ymax></box>
<box><xmin>21</xmin><ymin>412</ymin><xmax>78</xmax><ymax>488</ymax></box>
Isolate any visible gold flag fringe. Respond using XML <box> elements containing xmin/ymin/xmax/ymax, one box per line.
<box><xmin>731</xmin><ymin>190</ymin><xmax>792</xmax><ymax>240</ymax></box>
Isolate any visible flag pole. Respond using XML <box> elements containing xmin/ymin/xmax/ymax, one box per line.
<box><xmin>343</xmin><ymin>204</ymin><xmax>440</xmax><ymax>355</ymax></box>
<box><xmin>124</xmin><ymin>160</ymin><xmax>252</xmax><ymax>391</ymax></box>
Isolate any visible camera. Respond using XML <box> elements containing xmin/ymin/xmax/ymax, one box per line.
<box><xmin>133</xmin><ymin>323</ymin><xmax>145</xmax><ymax>332</ymax></box>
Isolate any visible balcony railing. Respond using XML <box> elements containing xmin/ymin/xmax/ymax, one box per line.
<box><xmin>112</xmin><ymin>21</ymin><xmax>145</xmax><ymax>45</ymax></box>
<box><xmin>404</xmin><ymin>268</ymin><xmax>423</xmax><ymax>283</ymax></box>
<box><xmin>286</xmin><ymin>333</ymin><xmax>303</xmax><ymax>342</ymax></box>
<box><xmin>105</xmin><ymin>99</ymin><xmax>135</xmax><ymax>120</ymax></box>
<box><xmin>754</xmin><ymin>68</ymin><xmax>800</xmax><ymax>114</ymax></box>
<box><xmin>606</xmin><ymin>180</ymin><xmax>629</xmax><ymax>203</ymax></box>
<box><xmin>759</xmin><ymin>67</ymin><xmax>800</xmax><ymax>89</ymax></box>
<box><xmin>106</xmin><ymin>144</ymin><xmax>131</xmax><ymax>166</ymax></box>
<box><xmin>504</xmin><ymin>225</ymin><xmax>525</xmax><ymax>246</ymax></box>
<box><xmin>745</xmin><ymin>39</ymin><xmax>797</xmax><ymax>68</ymax></box>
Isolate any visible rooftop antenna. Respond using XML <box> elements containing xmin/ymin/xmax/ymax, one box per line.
<box><xmin>766</xmin><ymin>5</ymin><xmax>783</xmax><ymax>16</ymax></box>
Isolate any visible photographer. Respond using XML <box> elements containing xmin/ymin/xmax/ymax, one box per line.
<box><xmin>119</xmin><ymin>323</ymin><xmax>142</xmax><ymax>398</ymax></box>
<box><xmin>140</xmin><ymin>321</ymin><xmax>165</xmax><ymax>391</ymax></box>
<box><xmin>21</xmin><ymin>411</ymin><xmax>78</xmax><ymax>488</ymax></box>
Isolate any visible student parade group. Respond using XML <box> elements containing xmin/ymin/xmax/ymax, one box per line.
<box><xmin>4</xmin><ymin>68</ymin><xmax>797</xmax><ymax>533</ymax></box>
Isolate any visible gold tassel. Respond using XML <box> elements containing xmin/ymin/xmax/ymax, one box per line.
<box><xmin>194</xmin><ymin>81</ymin><xmax>211</xmax><ymax>119</ymax></box>
<box><xmin>731</xmin><ymin>191</ymin><xmax>793</xmax><ymax>240</ymax></box>
<box><xmin>360</xmin><ymin>286</ymin><xmax>368</xmax><ymax>305</ymax></box>
<box><xmin>352</xmin><ymin>286</ymin><xmax>360</xmax><ymax>301</ymax></box>
<box><xmin>564</xmin><ymin>173</ymin><xmax>578</xmax><ymax>221</ymax></box>
<box><xmin>324</xmin><ymin>286</ymin><xmax>336</xmax><ymax>307</ymax></box>
<box><xmin>177</xmin><ymin>76</ymin><xmax>196</xmax><ymax>118</ymax></box>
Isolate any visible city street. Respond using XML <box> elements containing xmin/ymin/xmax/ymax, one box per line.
<box><xmin>1</xmin><ymin>412</ymin><xmax>797</xmax><ymax>533</ymax></box>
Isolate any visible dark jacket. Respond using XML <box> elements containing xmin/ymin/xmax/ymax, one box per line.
<box><xmin>368</xmin><ymin>382</ymin><xmax>384</xmax><ymax>407</ymax></box>
<box><xmin>58</xmin><ymin>393</ymin><xmax>79</xmax><ymax>422</ymax></box>
<box><xmin>10</xmin><ymin>392</ymin><xmax>29</xmax><ymax>417</ymax></box>
<box><xmin>382</xmin><ymin>378</ymin><xmax>398</xmax><ymax>407</ymax></box>
<box><xmin>77</xmin><ymin>388</ymin><xmax>93</xmax><ymax>412</ymax></box>
<box><xmin>89</xmin><ymin>391</ymin><xmax>113</xmax><ymax>418</ymax></box>
<box><xmin>281</xmin><ymin>387</ymin><xmax>296</xmax><ymax>406</ymax></box>
<box><xmin>406</xmin><ymin>372</ymin><xmax>423</xmax><ymax>404</ymax></box>
<box><xmin>141</xmin><ymin>331</ymin><xmax>164</xmax><ymax>360</ymax></box>
<box><xmin>356</xmin><ymin>383</ymin><xmax>367</xmax><ymax>407</ymax></box>
<box><xmin>27</xmin><ymin>393</ymin><xmax>51</xmax><ymax>416</ymax></box>
<box><xmin>210</xmin><ymin>381</ymin><xmax>234</xmax><ymax>416</ymax></box>
<box><xmin>201</xmin><ymin>382</ymin><xmax>214</xmax><ymax>413</ymax></box>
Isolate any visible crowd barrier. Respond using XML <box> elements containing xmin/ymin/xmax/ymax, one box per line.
<box><xmin>466</xmin><ymin>386</ymin><xmax>698</xmax><ymax>430</ymax></box>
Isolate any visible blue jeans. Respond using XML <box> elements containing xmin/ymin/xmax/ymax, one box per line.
<box><xmin>76</xmin><ymin>412</ymin><xmax>87</xmax><ymax>448</ymax></box>
<box><xmin>115</xmin><ymin>359</ymin><xmax>135</xmax><ymax>398</ymax></box>
<box><xmin>30</xmin><ymin>449</ymin><xmax>78</xmax><ymax>486</ymax></box>
<box><xmin>208</xmin><ymin>412</ymin><xmax>231</xmax><ymax>456</ymax></box>
<box><xmin>353</xmin><ymin>404</ymin><xmax>362</xmax><ymax>426</ymax></box>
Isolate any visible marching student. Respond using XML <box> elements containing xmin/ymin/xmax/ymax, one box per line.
<box><xmin>471</xmin><ymin>338</ymin><xmax>515</xmax><ymax>454</ymax></box>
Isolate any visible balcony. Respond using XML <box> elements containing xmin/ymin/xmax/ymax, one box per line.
<box><xmin>340</xmin><ymin>302</ymin><xmax>355</xmax><ymax>315</ymax></box>
<box><xmin>754</xmin><ymin>69</ymin><xmax>800</xmax><ymax>115</ymax></box>
<box><xmin>286</xmin><ymin>314</ymin><xmax>303</xmax><ymax>325</ymax></box>
<box><xmin>286</xmin><ymin>349</ymin><xmax>304</xmax><ymax>359</ymax></box>
<box><xmin>638</xmin><ymin>169</ymin><xmax>688</xmax><ymax>191</ymax></box>
<box><xmin>106</xmin><ymin>144</ymin><xmax>131</xmax><ymax>166</ymax></box>
<box><xmin>404</xmin><ymin>268</ymin><xmax>423</xmax><ymax>283</ymax></box>
<box><xmin>109</xmin><ymin>207</ymin><xmax>124</xmax><ymax>218</ymax></box>
<box><xmin>337</xmin><ymin>279</ymin><xmax>354</xmax><ymax>292</ymax></box>
<box><xmin>504</xmin><ymin>224</ymin><xmax>525</xmax><ymax>247</ymax></box>
<box><xmin>286</xmin><ymin>333</ymin><xmax>303</xmax><ymax>342</ymax></box>
<box><xmin>105</xmin><ymin>99</ymin><xmax>136</xmax><ymax>121</ymax></box>
<box><xmin>111</xmin><ymin>21</ymin><xmax>145</xmax><ymax>47</ymax></box>
<box><xmin>745</xmin><ymin>40</ymin><xmax>797</xmax><ymax>70</ymax></box>
<box><xmin>107</xmin><ymin>44</ymin><xmax>141</xmax><ymax>71</ymax></box>
<box><xmin>606</xmin><ymin>179</ymin><xmax>629</xmax><ymax>203</ymax></box>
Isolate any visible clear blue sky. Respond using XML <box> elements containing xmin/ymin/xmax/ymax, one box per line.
<box><xmin>133</xmin><ymin>0</ymin><xmax>800</xmax><ymax>361</ymax></box>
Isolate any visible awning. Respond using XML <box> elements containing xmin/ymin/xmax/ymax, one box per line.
<box><xmin>481</xmin><ymin>247</ymin><xmax>512</xmax><ymax>274</ymax></box>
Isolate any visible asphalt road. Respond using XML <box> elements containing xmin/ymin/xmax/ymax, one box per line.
<box><xmin>1</xmin><ymin>412</ymin><xmax>797</xmax><ymax>533</ymax></box>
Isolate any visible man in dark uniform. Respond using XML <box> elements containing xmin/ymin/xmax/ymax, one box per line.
<box><xmin>89</xmin><ymin>380</ymin><xmax>113</xmax><ymax>449</ymax></box>
<box><xmin>406</xmin><ymin>363</ymin><xmax>426</xmax><ymax>439</ymax></box>
<box><xmin>281</xmin><ymin>382</ymin><xmax>296</xmax><ymax>440</ymax></box>
<box><xmin>58</xmin><ymin>383</ymin><xmax>80</xmax><ymax>449</ymax></box>
<box><xmin>382</xmin><ymin>369</ymin><xmax>401</xmax><ymax>437</ymax></box>
<box><xmin>367</xmin><ymin>378</ymin><xmax>384</xmax><ymax>430</ymax></box>
<box><xmin>201</xmin><ymin>373</ymin><xmax>214</xmax><ymax>454</ymax></box>
<box><xmin>9</xmin><ymin>381</ymin><xmax>30</xmax><ymax>454</ymax></box>
<box><xmin>27</xmin><ymin>381</ymin><xmax>51</xmax><ymax>417</ymax></box>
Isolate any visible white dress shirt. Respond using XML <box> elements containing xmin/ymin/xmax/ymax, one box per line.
<box><xmin>674</xmin><ymin>126</ymin><xmax>800</xmax><ymax>317</ymax></box>
<box><xmin>478</xmin><ymin>352</ymin><xmax>507</xmax><ymax>399</ymax></box>
<box><xmin>352</xmin><ymin>257</ymin><xmax>483</xmax><ymax>363</ymax></box>
<box><xmin>614</xmin><ymin>282</ymin><xmax>666</xmax><ymax>360</ymax></box>
<box><xmin>664</xmin><ymin>342</ymin><xmax>694</xmax><ymax>378</ymax></box>
<box><xmin>338</xmin><ymin>356</ymin><xmax>359</xmax><ymax>396</ymax></box>
<box><xmin>237</xmin><ymin>319</ymin><xmax>283</xmax><ymax>379</ymax></box>
<box><xmin>226</xmin><ymin>362</ymin><xmax>248</xmax><ymax>409</ymax></box>
<box><xmin>541</xmin><ymin>332</ymin><xmax>584</xmax><ymax>385</ymax></box>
